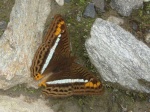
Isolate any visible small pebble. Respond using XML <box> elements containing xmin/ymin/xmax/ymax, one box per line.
<box><xmin>77</xmin><ymin>15</ymin><xmax>81</xmax><ymax>22</ymax></box>
<box><xmin>92</xmin><ymin>0</ymin><xmax>105</xmax><ymax>13</ymax></box>
<box><xmin>64</xmin><ymin>0</ymin><xmax>71</xmax><ymax>3</ymax></box>
<box><xmin>145</xmin><ymin>33</ymin><xmax>150</xmax><ymax>43</ymax></box>
<box><xmin>83</xmin><ymin>3</ymin><xmax>96</xmax><ymax>18</ymax></box>
<box><xmin>132</xmin><ymin>22</ymin><xmax>138</xmax><ymax>31</ymax></box>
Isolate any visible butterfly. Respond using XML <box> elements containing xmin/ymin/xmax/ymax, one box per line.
<box><xmin>30</xmin><ymin>14</ymin><xmax>103</xmax><ymax>97</ymax></box>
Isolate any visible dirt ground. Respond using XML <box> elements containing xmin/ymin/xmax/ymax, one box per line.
<box><xmin>0</xmin><ymin>0</ymin><xmax>149</xmax><ymax>112</ymax></box>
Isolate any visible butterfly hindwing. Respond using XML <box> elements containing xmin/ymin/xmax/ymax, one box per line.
<box><xmin>42</xmin><ymin>62</ymin><xmax>103</xmax><ymax>97</ymax></box>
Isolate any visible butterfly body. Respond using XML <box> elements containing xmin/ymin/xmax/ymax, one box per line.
<box><xmin>30</xmin><ymin>14</ymin><xmax>103</xmax><ymax>97</ymax></box>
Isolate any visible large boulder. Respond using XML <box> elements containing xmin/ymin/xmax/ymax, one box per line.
<box><xmin>0</xmin><ymin>0</ymin><xmax>51</xmax><ymax>90</ymax></box>
<box><xmin>85</xmin><ymin>18</ymin><xmax>150</xmax><ymax>93</ymax></box>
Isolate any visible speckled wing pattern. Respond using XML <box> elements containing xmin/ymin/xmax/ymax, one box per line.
<box><xmin>30</xmin><ymin>14</ymin><xmax>103</xmax><ymax>97</ymax></box>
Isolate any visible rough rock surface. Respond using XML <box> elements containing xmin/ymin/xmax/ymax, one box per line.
<box><xmin>0</xmin><ymin>0</ymin><xmax>51</xmax><ymax>90</ymax></box>
<box><xmin>85</xmin><ymin>18</ymin><xmax>150</xmax><ymax>93</ymax></box>
<box><xmin>0</xmin><ymin>95</ymin><xmax>53</xmax><ymax>112</ymax></box>
<box><xmin>107</xmin><ymin>16</ymin><xmax>124</xmax><ymax>25</ymax></box>
<box><xmin>110</xmin><ymin>0</ymin><xmax>143</xmax><ymax>16</ymax></box>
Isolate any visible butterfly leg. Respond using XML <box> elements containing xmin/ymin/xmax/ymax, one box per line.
<box><xmin>38</xmin><ymin>80</ymin><xmax>47</xmax><ymax>87</ymax></box>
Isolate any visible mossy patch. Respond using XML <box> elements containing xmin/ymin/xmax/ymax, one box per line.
<box><xmin>0</xmin><ymin>84</ymin><xmax>42</xmax><ymax>98</ymax></box>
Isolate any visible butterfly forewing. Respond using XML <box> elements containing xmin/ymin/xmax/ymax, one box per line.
<box><xmin>40</xmin><ymin>17</ymin><xmax>71</xmax><ymax>75</ymax></box>
<box><xmin>43</xmin><ymin>14</ymin><xmax>65</xmax><ymax>42</ymax></box>
<box><xmin>30</xmin><ymin>14</ymin><xmax>69</xmax><ymax>80</ymax></box>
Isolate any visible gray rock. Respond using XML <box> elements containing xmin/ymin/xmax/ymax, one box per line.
<box><xmin>83</xmin><ymin>3</ymin><xmax>96</xmax><ymax>18</ymax></box>
<box><xmin>0</xmin><ymin>21</ymin><xmax>7</xmax><ymax>29</ymax></box>
<box><xmin>77</xmin><ymin>14</ymin><xmax>81</xmax><ymax>22</ymax></box>
<box><xmin>85</xmin><ymin>18</ymin><xmax>150</xmax><ymax>93</ymax></box>
<box><xmin>92</xmin><ymin>0</ymin><xmax>105</xmax><ymax>13</ymax></box>
<box><xmin>132</xmin><ymin>22</ymin><xmax>138</xmax><ymax>31</ymax></box>
<box><xmin>0</xmin><ymin>0</ymin><xmax>51</xmax><ymax>90</ymax></box>
<box><xmin>55</xmin><ymin>0</ymin><xmax>64</xmax><ymax>6</ymax></box>
<box><xmin>110</xmin><ymin>0</ymin><xmax>143</xmax><ymax>16</ymax></box>
<box><xmin>0</xmin><ymin>95</ymin><xmax>54</xmax><ymax>112</ymax></box>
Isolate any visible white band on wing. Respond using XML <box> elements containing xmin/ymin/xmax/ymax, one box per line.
<box><xmin>46</xmin><ymin>79</ymin><xmax>88</xmax><ymax>85</ymax></box>
<box><xmin>41</xmin><ymin>34</ymin><xmax>61</xmax><ymax>74</ymax></box>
